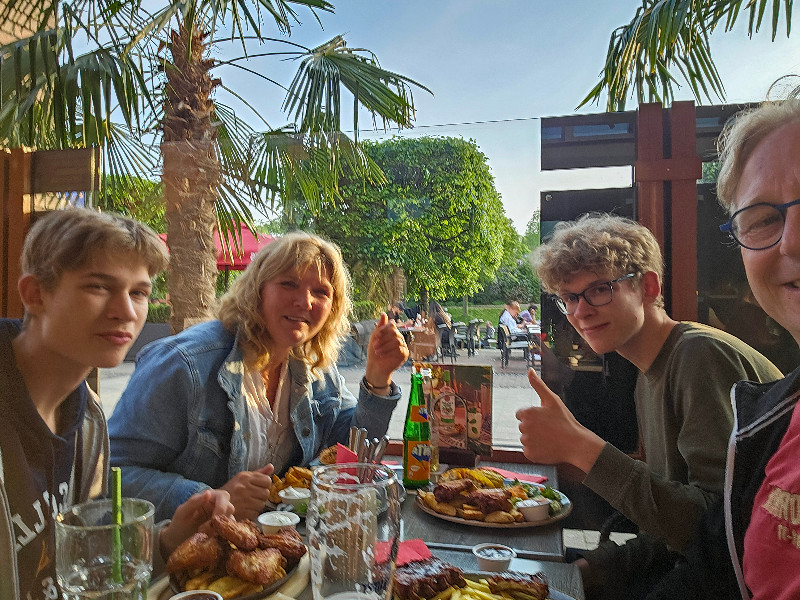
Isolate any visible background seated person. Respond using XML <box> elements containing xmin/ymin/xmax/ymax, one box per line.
<box><xmin>389</xmin><ymin>302</ymin><xmax>413</xmax><ymax>327</ymax></box>
<box><xmin>520</xmin><ymin>302</ymin><xmax>539</xmax><ymax>324</ymax></box>
<box><xmin>109</xmin><ymin>232</ymin><xmax>409</xmax><ymax>521</ymax></box>
<box><xmin>482</xmin><ymin>321</ymin><xmax>496</xmax><ymax>348</ymax></box>
<box><xmin>0</xmin><ymin>209</ymin><xmax>233</xmax><ymax>600</ymax></box>
<box><xmin>499</xmin><ymin>300</ymin><xmax>528</xmax><ymax>341</ymax></box>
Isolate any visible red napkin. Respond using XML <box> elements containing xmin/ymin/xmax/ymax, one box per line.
<box><xmin>335</xmin><ymin>443</ymin><xmax>358</xmax><ymax>463</ymax></box>
<box><xmin>334</xmin><ymin>443</ymin><xmax>400</xmax><ymax>466</ymax></box>
<box><xmin>483</xmin><ymin>467</ymin><xmax>547</xmax><ymax>484</ymax></box>
<box><xmin>375</xmin><ymin>538</ymin><xmax>432</xmax><ymax>566</ymax></box>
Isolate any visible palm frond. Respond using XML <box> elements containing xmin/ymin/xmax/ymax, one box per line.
<box><xmin>283</xmin><ymin>35</ymin><xmax>431</xmax><ymax>135</ymax></box>
<box><xmin>580</xmin><ymin>0</ymin><xmax>792</xmax><ymax>110</ymax></box>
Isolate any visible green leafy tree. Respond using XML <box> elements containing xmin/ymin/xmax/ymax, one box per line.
<box><xmin>311</xmin><ymin>136</ymin><xmax>516</xmax><ymax>308</ymax></box>
<box><xmin>98</xmin><ymin>176</ymin><xmax>166</xmax><ymax>233</ymax></box>
<box><xmin>582</xmin><ymin>0</ymin><xmax>793</xmax><ymax>111</ymax></box>
<box><xmin>522</xmin><ymin>210</ymin><xmax>540</xmax><ymax>253</ymax></box>
<box><xmin>1</xmin><ymin>0</ymin><xmax>427</xmax><ymax>331</ymax></box>
<box><xmin>472</xmin><ymin>217</ymin><xmax>539</xmax><ymax>304</ymax></box>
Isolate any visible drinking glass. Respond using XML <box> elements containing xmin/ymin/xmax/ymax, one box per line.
<box><xmin>55</xmin><ymin>498</ymin><xmax>154</xmax><ymax>600</ymax></box>
<box><xmin>307</xmin><ymin>463</ymin><xmax>401</xmax><ymax>600</ymax></box>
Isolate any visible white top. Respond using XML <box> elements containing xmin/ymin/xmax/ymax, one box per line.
<box><xmin>243</xmin><ymin>361</ymin><xmax>294</xmax><ymax>474</ymax></box>
<box><xmin>499</xmin><ymin>310</ymin><xmax>524</xmax><ymax>334</ymax></box>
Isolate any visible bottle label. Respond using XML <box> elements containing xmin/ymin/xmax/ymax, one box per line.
<box><xmin>409</xmin><ymin>405</ymin><xmax>429</xmax><ymax>423</ymax></box>
<box><xmin>404</xmin><ymin>440</ymin><xmax>431</xmax><ymax>482</ymax></box>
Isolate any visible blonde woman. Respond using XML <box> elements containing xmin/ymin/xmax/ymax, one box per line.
<box><xmin>110</xmin><ymin>231</ymin><xmax>408</xmax><ymax>520</ymax></box>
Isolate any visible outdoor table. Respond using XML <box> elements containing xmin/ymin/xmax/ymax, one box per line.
<box><xmin>402</xmin><ymin>462</ymin><xmax>565</xmax><ymax>562</ymax></box>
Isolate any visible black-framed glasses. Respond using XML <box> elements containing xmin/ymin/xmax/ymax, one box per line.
<box><xmin>554</xmin><ymin>273</ymin><xmax>636</xmax><ymax>315</ymax></box>
<box><xmin>719</xmin><ymin>198</ymin><xmax>800</xmax><ymax>250</ymax></box>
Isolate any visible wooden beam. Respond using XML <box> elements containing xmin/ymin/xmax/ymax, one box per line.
<box><xmin>635</xmin><ymin>103</ymin><xmax>665</xmax><ymax>248</ymax></box>
<box><xmin>4</xmin><ymin>149</ymin><xmax>32</xmax><ymax>318</ymax></box>
<box><xmin>669</xmin><ymin>101</ymin><xmax>702</xmax><ymax>321</ymax></box>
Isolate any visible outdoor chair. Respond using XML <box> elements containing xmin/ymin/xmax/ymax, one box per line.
<box><xmin>465</xmin><ymin>319</ymin><xmax>481</xmax><ymax>356</ymax></box>
<box><xmin>498</xmin><ymin>324</ymin><xmax>532</xmax><ymax>367</ymax></box>
<box><xmin>350</xmin><ymin>319</ymin><xmax>378</xmax><ymax>361</ymax></box>
<box><xmin>437</xmin><ymin>322</ymin><xmax>457</xmax><ymax>363</ymax></box>
<box><xmin>452</xmin><ymin>322</ymin><xmax>468</xmax><ymax>350</ymax></box>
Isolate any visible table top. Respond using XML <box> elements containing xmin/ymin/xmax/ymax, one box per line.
<box><xmin>152</xmin><ymin>462</ymin><xmax>575</xmax><ymax>599</ymax></box>
<box><xmin>403</xmin><ymin>462</ymin><xmax>565</xmax><ymax>562</ymax></box>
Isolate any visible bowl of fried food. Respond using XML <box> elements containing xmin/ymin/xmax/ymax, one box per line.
<box><xmin>167</xmin><ymin>514</ymin><xmax>307</xmax><ymax>599</ymax></box>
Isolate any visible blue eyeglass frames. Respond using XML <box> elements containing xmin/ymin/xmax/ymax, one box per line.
<box><xmin>719</xmin><ymin>198</ymin><xmax>800</xmax><ymax>250</ymax></box>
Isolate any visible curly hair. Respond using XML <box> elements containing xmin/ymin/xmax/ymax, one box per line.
<box><xmin>531</xmin><ymin>213</ymin><xmax>663</xmax><ymax>307</ymax></box>
<box><xmin>22</xmin><ymin>208</ymin><xmax>168</xmax><ymax>291</ymax></box>
<box><xmin>717</xmin><ymin>99</ymin><xmax>800</xmax><ymax>212</ymax></box>
<box><xmin>217</xmin><ymin>231</ymin><xmax>352</xmax><ymax>373</ymax></box>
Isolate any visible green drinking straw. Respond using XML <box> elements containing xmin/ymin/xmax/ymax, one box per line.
<box><xmin>111</xmin><ymin>466</ymin><xmax>123</xmax><ymax>585</ymax></box>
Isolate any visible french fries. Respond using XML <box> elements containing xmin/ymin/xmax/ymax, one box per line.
<box><xmin>268</xmin><ymin>466</ymin><xmax>314</xmax><ymax>504</ymax></box>
<box><xmin>411</xmin><ymin>578</ymin><xmax>546</xmax><ymax>600</ymax></box>
<box><xmin>207</xmin><ymin>575</ymin><xmax>263</xmax><ymax>599</ymax></box>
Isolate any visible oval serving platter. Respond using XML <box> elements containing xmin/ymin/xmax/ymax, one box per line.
<box><xmin>414</xmin><ymin>486</ymin><xmax>571</xmax><ymax>529</ymax></box>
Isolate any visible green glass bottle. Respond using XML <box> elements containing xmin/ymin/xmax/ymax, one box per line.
<box><xmin>403</xmin><ymin>371</ymin><xmax>431</xmax><ymax>489</ymax></box>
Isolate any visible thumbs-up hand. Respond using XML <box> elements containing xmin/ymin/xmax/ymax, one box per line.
<box><xmin>516</xmin><ymin>368</ymin><xmax>605</xmax><ymax>473</ymax></box>
<box><xmin>219</xmin><ymin>463</ymin><xmax>276</xmax><ymax>520</ymax></box>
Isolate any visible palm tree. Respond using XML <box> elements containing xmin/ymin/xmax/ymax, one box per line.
<box><xmin>581</xmin><ymin>0</ymin><xmax>793</xmax><ymax>111</ymax></box>
<box><xmin>0</xmin><ymin>0</ymin><xmax>428</xmax><ymax>331</ymax></box>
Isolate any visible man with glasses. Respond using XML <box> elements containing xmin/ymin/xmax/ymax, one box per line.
<box><xmin>516</xmin><ymin>213</ymin><xmax>781</xmax><ymax>600</ymax></box>
<box><xmin>647</xmin><ymin>100</ymin><xmax>800</xmax><ymax>600</ymax></box>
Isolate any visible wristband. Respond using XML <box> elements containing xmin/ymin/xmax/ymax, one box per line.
<box><xmin>363</xmin><ymin>377</ymin><xmax>391</xmax><ymax>394</ymax></box>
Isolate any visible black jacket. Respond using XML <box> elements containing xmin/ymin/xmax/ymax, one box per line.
<box><xmin>647</xmin><ymin>366</ymin><xmax>800</xmax><ymax>600</ymax></box>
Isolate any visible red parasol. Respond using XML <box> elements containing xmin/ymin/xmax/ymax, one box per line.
<box><xmin>158</xmin><ymin>224</ymin><xmax>276</xmax><ymax>271</ymax></box>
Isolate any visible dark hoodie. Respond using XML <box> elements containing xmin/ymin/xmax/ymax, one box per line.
<box><xmin>0</xmin><ymin>319</ymin><xmax>87</xmax><ymax>600</ymax></box>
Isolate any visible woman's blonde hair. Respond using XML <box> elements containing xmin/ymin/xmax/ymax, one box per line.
<box><xmin>717</xmin><ymin>99</ymin><xmax>800</xmax><ymax>212</ymax></box>
<box><xmin>217</xmin><ymin>231</ymin><xmax>352</xmax><ymax>372</ymax></box>
<box><xmin>532</xmin><ymin>213</ymin><xmax>664</xmax><ymax>307</ymax></box>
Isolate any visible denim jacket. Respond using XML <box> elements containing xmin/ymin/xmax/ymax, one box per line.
<box><xmin>109</xmin><ymin>320</ymin><xmax>401</xmax><ymax>522</ymax></box>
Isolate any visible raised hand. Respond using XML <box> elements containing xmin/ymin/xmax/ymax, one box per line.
<box><xmin>364</xmin><ymin>312</ymin><xmax>409</xmax><ymax>390</ymax></box>
<box><xmin>159</xmin><ymin>488</ymin><xmax>234</xmax><ymax>557</ymax></box>
<box><xmin>219</xmin><ymin>463</ymin><xmax>275</xmax><ymax>520</ymax></box>
<box><xmin>515</xmin><ymin>368</ymin><xmax>605</xmax><ymax>473</ymax></box>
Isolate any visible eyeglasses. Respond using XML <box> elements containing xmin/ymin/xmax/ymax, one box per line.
<box><xmin>719</xmin><ymin>198</ymin><xmax>800</xmax><ymax>250</ymax></box>
<box><xmin>554</xmin><ymin>273</ymin><xmax>636</xmax><ymax>315</ymax></box>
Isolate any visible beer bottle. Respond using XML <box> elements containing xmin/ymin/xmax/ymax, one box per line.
<box><xmin>403</xmin><ymin>370</ymin><xmax>431</xmax><ymax>489</ymax></box>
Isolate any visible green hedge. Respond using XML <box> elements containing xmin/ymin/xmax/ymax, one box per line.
<box><xmin>351</xmin><ymin>300</ymin><xmax>380</xmax><ymax>322</ymax></box>
<box><xmin>147</xmin><ymin>302</ymin><xmax>171</xmax><ymax>323</ymax></box>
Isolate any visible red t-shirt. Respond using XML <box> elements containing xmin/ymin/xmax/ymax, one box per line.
<box><xmin>743</xmin><ymin>395</ymin><xmax>800</xmax><ymax>599</ymax></box>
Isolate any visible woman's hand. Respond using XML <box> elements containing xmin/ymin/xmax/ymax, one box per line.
<box><xmin>159</xmin><ymin>489</ymin><xmax>234</xmax><ymax>557</ymax></box>
<box><xmin>219</xmin><ymin>464</ymin><xmax>275</xmax><ymax>520</ymax></box>
<box><xmin>515</xmin><ymin>368</ymin><xmax>604</xmax><ymax>473</ymax></box>
<box><xmin>364</xmin><ymin>313</ymin><xmax>409</xmax><ymax>390</ymax></box>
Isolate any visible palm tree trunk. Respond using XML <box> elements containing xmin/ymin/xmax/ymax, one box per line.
<box><xmin>161</xmin><ymin>21</ymin><xmax>221</xmax><ymax>333</ymax></box>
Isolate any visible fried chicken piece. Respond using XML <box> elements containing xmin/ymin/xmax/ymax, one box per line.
<box><xmin>393</xmin><ymin>558</ymin><xmax>466</xmax><ymax>600</ymax></box>
<box><xmin>258</xmin><ymin>527</ymin><xmax>307</xmax><ymax>564</ymax></box>
<box><xmin>226</xmin><ymin>548</ymin><xmax>287</xmax><ymax>585</ymax></box>
<box><xmin>486</xmin><ymin>572</ymin><xmax>549</xmax><ymax>600</ymax></box>
<box><xmin>465</xmin><ymin>488</ymin><xmax>513</xmax><ymax>514</ymax></box>
<box><xmin>433</xmin><ymin>478</ymin><xmax>476</xmax><ymax>503</ymax></box>
<box><xmin>166</xmin><ymin>532</ymin><xmax>224</xmax><ymax>574</ymax></box>
<box><xmin>211</xmin><ymin>515</ymin><xmax>259</xmax><ymax>551</ymax></box>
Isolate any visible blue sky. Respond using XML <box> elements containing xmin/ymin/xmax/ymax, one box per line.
<box><xmin>216</xmin><ymin>1</ymin><xmax>800</xmax><ymax>232</ymax></box>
